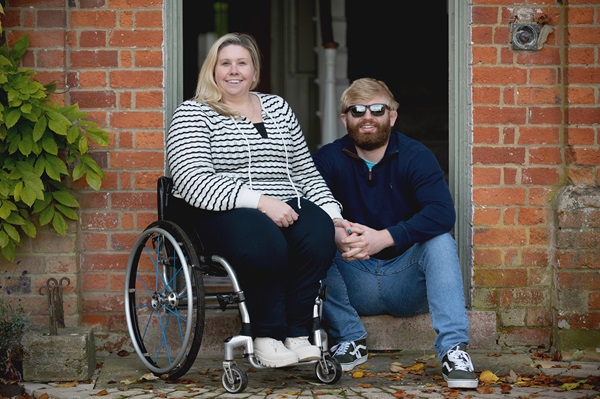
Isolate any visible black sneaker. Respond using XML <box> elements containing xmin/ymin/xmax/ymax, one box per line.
<box><xmin>330</xmin><ymin>338</ymin><xmax>368</xmax><ymax>371</ymax></box>
<box><xmin>441</xmin><ymin>343</ymin><xmax>479</xmax><ymax>388</ymax></box>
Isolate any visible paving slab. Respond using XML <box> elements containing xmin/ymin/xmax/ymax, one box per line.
<box><xmin>21</xmin><ymin>347</ymin><xmax>599</xmax><ymax>399</ymax></box>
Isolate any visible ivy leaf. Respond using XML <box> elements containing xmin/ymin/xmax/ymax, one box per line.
<box><xmin>5</xmin><ymin>108</ymin><xmax>21</xmax><ymax>128</ymax></box>
<box><xmin>20</xmin><ymin>219</ymin><xmax>36</xmax><ymax>237</ymax></box>
<box><xmin>38</xmin><ymin>204</ymin><xmax>54</xmax><ymax>226</ymax></box>
<box><xmin>5</xmin><ymin>211</ymin><xmax>26</xmax><ymax>225</ymax></box>
<box><xmin>42</xmin><ymin>154</ymin><xmax>68</xmax><ymax>181</ymax></box>
<box><xmin>52</xmin><ymin>212</ymin><xmax>67</xmax><ymax>235</ymax></box>
<box><xmin>86</xmin><ymin>127</ymin><xmax>110</xmax><ymax>146</ymax></box>
<box><xmin>72</xmin><ymin>161</ymin><xmax>85</xmax><ymax>181</ymax></box>
<box><xmin>18</xmin><ymin>132</ymin><xmax>33</xmax><ymax>155</ymax></box>
<box><xmin>47</xmin><ymin>111</ymin><xmax>71</xmax><ymax>135</ymax></box>
<box><xmin>10</xmin><ymin>35</ymin><xmax>30</xmax><ymax>62</ymax></box>
<box><xmin>55</xmin><ymin>203</ymin><xmax>78</xmax><ymax>220</ymax></box>
<box><xmin>32</xmin><ymin>192</ymin><xmax>52</xmax><ymax>213</ymax></box>
<box><xmin>0</xmin><ymin>199</ymin><xmax>17</xmax><ymax>219</ymax></box>
<box><xmin>52</xmin><ymin>190</ymin><xmax>79</xmax><ymax>207</ymax></box>
<box><xmin>42</xmin><ymin>134</ymin><xmax>59</xmax><ymax>155</ymax></box>
<box><xmin>3</xmin><ymin>222</ymin><xmax>20</xmax><ymax>242</ymax></box>
<box><xmin>78</xmin><ymin>135</ymin><xmax>89</xmax><ymax>154</ymax></box>
<box><xmin>32</xmin><ymin>116</ymin><xmax>47</xmax><ymax>142</ymax></box>
<box><xmin>1</xmin><ymin>242</ymin><xmax>16</xmax><ymax>262</ymax></box>
<box><xmin>0</xmin><ymin>229</ymin><xmax>8</xmax><ymax>247</ymax></box>
<box><xmin>67</xmin><ymin>125</ymin><xmax>79</xmax><ymax>144</ymax></box>
<box><xmin>86</xmin><ymin>171</ymin><xmax>102</xmax><ymax>191</ymax></box>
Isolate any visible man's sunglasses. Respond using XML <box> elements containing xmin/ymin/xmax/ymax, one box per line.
<box><xmin>344</xmin><ymin>103</ymin><xmax>389</xmax><ymax>118</ymax></box>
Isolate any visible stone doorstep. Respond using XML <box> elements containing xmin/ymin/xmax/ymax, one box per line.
<box><xmin>198</xmin><ymin>309</ymin><xmax>497</xmax><ymax>353</ymax></box>
<box><xmin>21</xmin><ymin>327</ymin><xmax>96</xmax><ymax>382</ymax></box>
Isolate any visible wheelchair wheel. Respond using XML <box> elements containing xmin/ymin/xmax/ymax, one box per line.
<box><xmin>124</xmin><ymin>220</ymin><xmax>205</xmax><ymax>379</ymax></box>
<box><xmin>315</xmin><ymin>355</ymin><xmax>342</xmax><ymax>384</ymax></box>
<box><xmin>221</xmin><ymin>365</ymin><xmax>248</xmax><ymax>393</ymax></box>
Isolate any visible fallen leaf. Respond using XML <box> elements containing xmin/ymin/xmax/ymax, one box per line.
<box><xmin>476</xmin><ymin>385</ymin><xmax>494</xmax><ymax>394</ymax></box>
<box><xmin>406</xmin><ymin>363</ymin><xmax>424</xmax><ymax>371</ymax></box>
<box><xmin>38</xmin><ymin>394</ymin><xmax>49</xmax><ymax>399</ymax></box>
<box><xmin>390</xmin><ymin>362</ymin><xmax>404</xmax><ymax>372</ymax></box>
<box><xmin>358</xmin><ymin>383</ymin><xmax>371</xmax><ymax>388</ymax></box>
<box><xmin>504</xmin><ymin>369</ymin><xmax>518</xmax><ymax>383</ymax></box>
<box><xmin>560</xmin><ymin>382</ymin><xmax>580</xmax><ymax>390</ymax></box>
<box><xmin>352</xmin><ymin>370</ymin><xmax>364</xmax><ymax>378</ymax></box>
<box><xmin>479</xmin><ymin>370</ymin><xmax>499</xmax><ymax>383</ymax></box>
<box><xmin>92</xmin><ymin>389</ymin><xmax>108</xmax><ymax>396</ymax></box>
<box><xmin>500</xmin><ymin>383</ymin><xmax>512</xmax><ymax>393</ymax></box>
<box><xmin>141</xmin><ymin>373</ymin><xmax>160</xmax><ymax>381</ymax></box>
<box><xmin>56</xmin><ymin>381</ymin><xmax>77</xmax><ymax>388</ymax></box>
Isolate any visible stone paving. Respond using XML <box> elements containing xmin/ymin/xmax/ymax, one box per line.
<box><xmin>21</xmin><ymin>348</ymin><xmax>600</xmax><ymax>399</ymax></box>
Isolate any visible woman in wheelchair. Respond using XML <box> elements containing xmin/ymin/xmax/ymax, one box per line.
<box><xmin>165</xmin><ymin>33</ymin><xmax>343</xmax><ymax>368</ymax></box>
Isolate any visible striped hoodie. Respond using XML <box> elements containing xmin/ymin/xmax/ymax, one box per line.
<box><xmin>166</xmin><ymin>92</ymin><xmax>342</xmax><ymax>219</ymax></box>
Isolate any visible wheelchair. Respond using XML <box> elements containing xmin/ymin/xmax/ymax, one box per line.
<box><xmin>124</xmin><ymin>176</ymin><xmax>342</xmax><ymax>393</ymax></box>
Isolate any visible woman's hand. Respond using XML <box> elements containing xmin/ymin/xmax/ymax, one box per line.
<box><xmin>258</xmin><ymin>195</ymin><xmax>298</xmax><ymax>228</ymax></box>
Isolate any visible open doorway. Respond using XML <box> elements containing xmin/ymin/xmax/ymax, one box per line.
<box><xmin>181</xmin><ymin>0</ymin><xmax>272</xmax><ymax>102</ymax></box>
<box><xmin>345</xmin><ymin>1</ymin><xmax>449</xmax><ymax>179</ymax></box>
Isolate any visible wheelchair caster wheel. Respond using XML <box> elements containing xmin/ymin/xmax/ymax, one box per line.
<box><xmin>315</xmin><ymin>355</ymin><xmax>342</xmax><ymax>384</ymax></box>
<box><xmin>222</xmin><ymin>365</ymin><xmax>248</xmax><ymax>393</ymax></box>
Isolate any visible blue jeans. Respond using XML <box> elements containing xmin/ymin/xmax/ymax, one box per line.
<box><xmin>322</xmin><ymin>233</ymin><xmax>470</xmax><ymax>360</ymax></box>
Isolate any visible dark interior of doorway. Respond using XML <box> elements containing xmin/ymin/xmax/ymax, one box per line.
<box><xmin>182</xmin><ymin>1</ymin><xmax>271</xmax><ymax>101</ymax></box>
<box><xmin>346</xmin><ymin>0</ymin><xmax>449</xmax><ymax>179</ymax></box>
<box><xmin>182</xmin><ymin>1</ymin><xmax>448</xmax><ymax>179</ymax></box>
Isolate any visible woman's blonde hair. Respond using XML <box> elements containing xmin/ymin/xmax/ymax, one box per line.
<box><xmin>340</xmin><ymin>77</ymin><xmax>399</xmax><ymax>114</ymax></box>
<box><xmin>194</xmin><ymin>32</ymin><xmax>262</xmax><ymax>116</ymax></box>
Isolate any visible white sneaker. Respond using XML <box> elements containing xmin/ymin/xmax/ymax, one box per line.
<box><xmin>253</xmin><ymin>337</ymin><xmax>298</xmax><ymax>367</ymax></box>
<box><xmin>284</xmin><ymin>336</ymin><xmax>321</xmax><ymax>362</ymax></box>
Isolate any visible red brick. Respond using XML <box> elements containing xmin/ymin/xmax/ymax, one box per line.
<box><xmin>473</xmin><ymin>147</ymin><xmax>526</xmax><ymax>164</ymax></box>
<box><xmin>473</xmin><ymin>227</ymin><xmax>527</xmax><ymax>246</ymax></box>
<box><xmin>474</xmin><ymin>268</ymin><xmax>528</xmax><ymax>287</ymax></box>
<box><xmin>473</xmin><ymin>188</ymin><xmax>527</xmax><ymax>206</ymax></box>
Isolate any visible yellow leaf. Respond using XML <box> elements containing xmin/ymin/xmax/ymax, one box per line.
<box><xmin>405</xmin><ymin>362</ymin><xmax>424</xmax><ymax>371</ymax></box>
<box><xmin>352</xmin><ymin>370</ymin><xmax>364</xmax><ymax>378</ymax></box>
<box><xmin>479</xmin><ymin>370</ymin><xmax>499</xmax><ymax>383</ymax></box>
<box><xmin>560</xmin><ymin>382</ymin><xmax>580</xmax><ymax>391</ymax></box>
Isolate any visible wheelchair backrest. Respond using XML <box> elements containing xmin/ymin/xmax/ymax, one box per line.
<box><xmin>157</xmin><ymin>176</ymin><xmax>174</xmax><ymax>222</ymax></box>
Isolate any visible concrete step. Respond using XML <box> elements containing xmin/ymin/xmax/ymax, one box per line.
<box><xmin>199</xmin><ymin>308</ymin><xmax>497</xmax><ymax>353</ymax></box>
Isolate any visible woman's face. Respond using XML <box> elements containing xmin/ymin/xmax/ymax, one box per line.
<box><xmin>214</xmin><ymin>44</ymin><xmax>256</xmax><ymax>100</ymax></box>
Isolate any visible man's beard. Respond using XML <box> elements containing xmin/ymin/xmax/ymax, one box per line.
<box><xmin>347</xmin><ymin>119</ymin><xmax>391</xmax><ymax>151</ymax></box>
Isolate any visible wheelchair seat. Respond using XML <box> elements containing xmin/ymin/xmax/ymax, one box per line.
<box><xmin>123</xmin><ymin>176</ymin><xmax>342</xmax><ymax>393</ymax></box>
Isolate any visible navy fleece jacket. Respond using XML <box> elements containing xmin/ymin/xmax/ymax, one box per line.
<box><xmin>312</xmin><ymin>131</ymin><xmax>456</xmax><ymax>260</ymax></box>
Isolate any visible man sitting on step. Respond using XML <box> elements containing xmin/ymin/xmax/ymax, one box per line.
<box><xmin>313</xmin><ymin>77</ymin><xmax>479</xmax><ymax>389</ymax></box>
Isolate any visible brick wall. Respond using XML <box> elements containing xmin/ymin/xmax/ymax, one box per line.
<box><xmin>0</xmin><ymin>0</ymin><xmax>598</xmax><ymax>355</ymax></box>
<box><xmin>555</xmin><ymin>186</ymin><xmax>600</xmax><ymax>352</ymax></box>
<box><xmin>0</xmin><ymin>0</ymin><xmax>165</xmax><ymax>341</ymax></box>
<box><xmin>470</xmin><ymin>0</ymin><xmax>599</xmax><ymax>353</ymax></box>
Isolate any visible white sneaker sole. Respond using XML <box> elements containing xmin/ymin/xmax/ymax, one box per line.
<box><xmin>444</xmin><ymin>377</ymin><xmax>479</xmax><ymax>389</ymax></box>
<box><xmin>254</xmin><ymin>351</ymin><xmax>298</xmax><ymax>368</ymax></box>
<box><xmin>338</xmin><ymin>355</ymin><xmax>368</xmax><ymax>371</ymax></box>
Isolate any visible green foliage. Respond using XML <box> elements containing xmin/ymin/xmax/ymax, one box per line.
<box><xmin>0</xmin><ymin>35</ymin><xmax>109</xmax><ymax>261</ymax></box>
<box><xmin>0</xmin><ymin>296</ymin><xmax>28</xmax><ymax>353</ymax></box>
<box><xmin>0</xmin><ymin>294</ymin><xmax>28</xmax><ymax>382</ymax></box>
